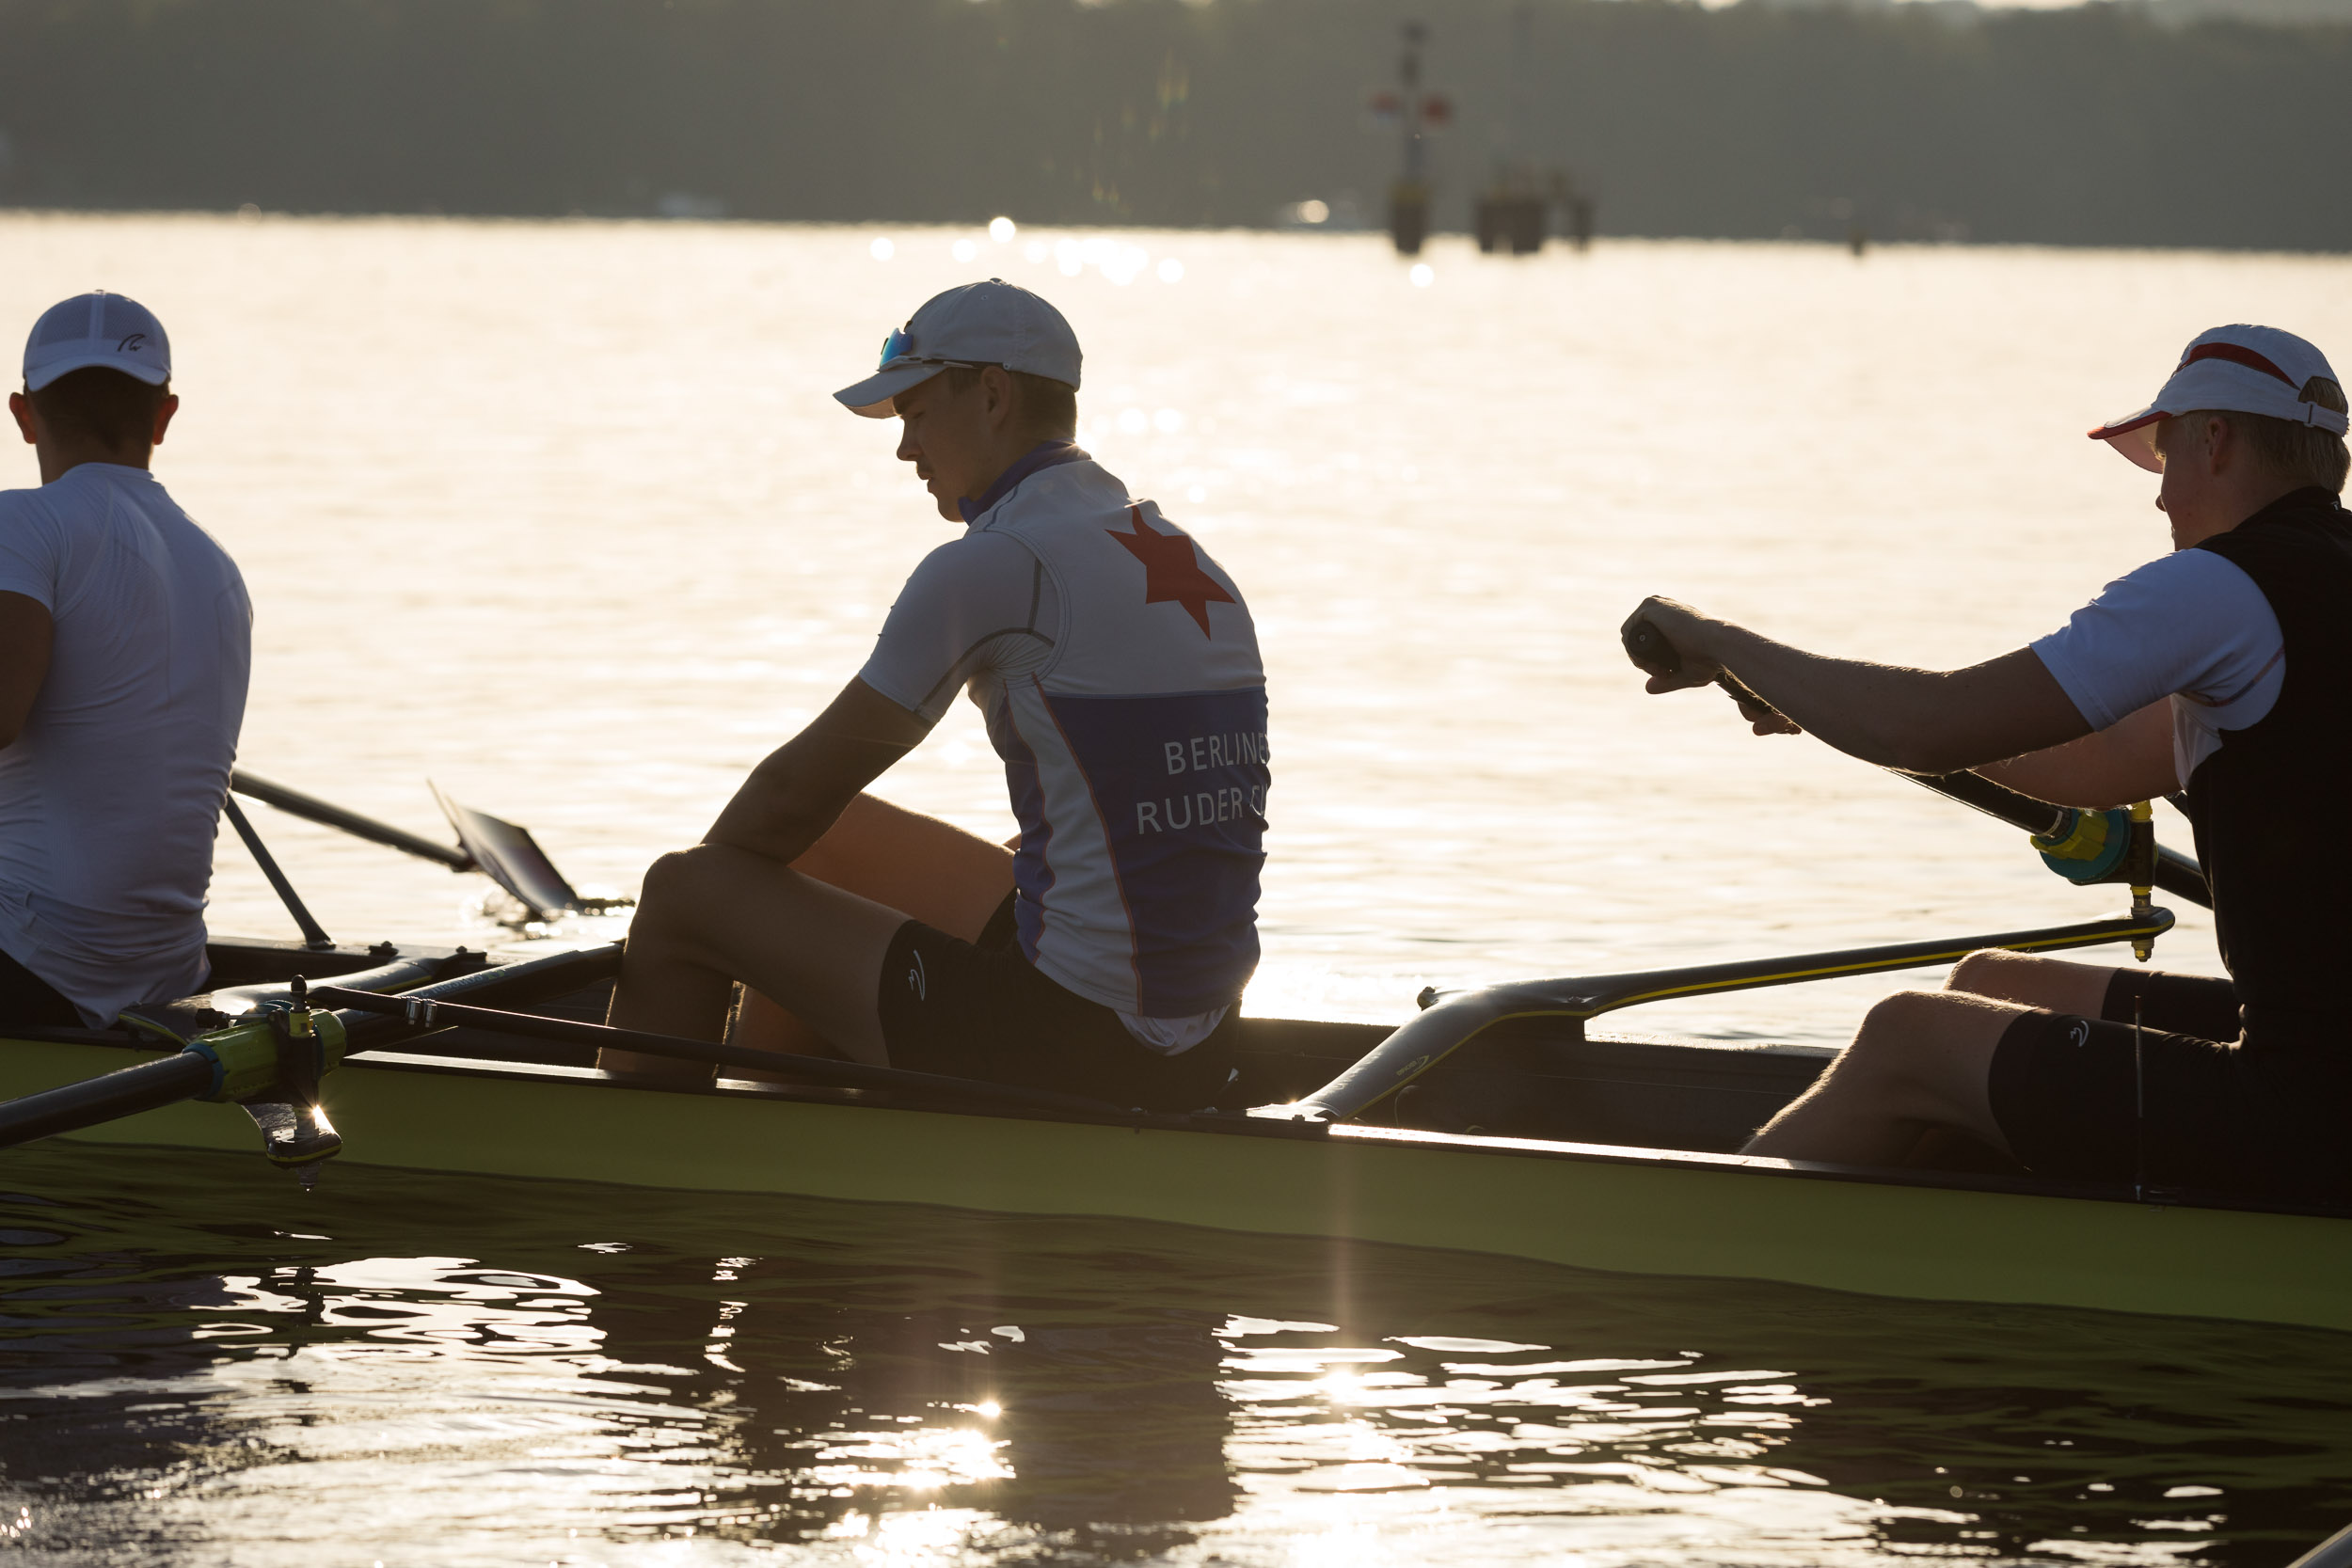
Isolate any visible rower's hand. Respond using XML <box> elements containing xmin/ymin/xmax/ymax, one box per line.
<box><xmin>1622</xmin><ymin>598</ymin><xmax>1804</xmax><ymax>736</ymax></box>
<box><xmin>1620</xmin><ymin>597</ymin><xmax>1723</xmax><ymax>693</ymax></box>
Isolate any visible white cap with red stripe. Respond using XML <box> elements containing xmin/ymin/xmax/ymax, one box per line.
<box><xmin>2090</xmin><ymin>324</ymin><xmax>2347</xmax><ymax>472</ymax></box>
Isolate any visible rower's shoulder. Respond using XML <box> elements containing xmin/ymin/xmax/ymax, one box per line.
<box><xmin>894</xmin><ymin>528</ymin><xmax>1044</xmax><ymax>614</ymax></box>
<box><xmin>0</xmin><ymin>476</ymin><xmax>71</xmax><ymax>543</ymax></box>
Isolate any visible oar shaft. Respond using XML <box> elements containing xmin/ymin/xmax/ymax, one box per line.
<box><xmin>1905</xmin><ymin>770</ymin><xmax>2212</xmax><ymax>908</ymax></box>
<box><xmin>230</xmin><ymin>769</ymin><xmax>472</xmax><ymax>872</ymax></box>
<box><xmin>220</xmin><ymin>795</ymin><xmax>334</xmax><ymax>949</ymax></box>
<box><xmin>311</xmin><ymin>986</ymin><xmax>1120</xmax><ymax>1116</ymax></box>
<box><xmin>0</xmin><ymin>1051</ymin><xmax>215</xmax><ymax>1150</ymax></box>
<box><xmin>1279</xmin><ymin>908</ymin><xmax>2176</xmax><ymax>1123</ymax></box>
<box><xmin>1906</xmin><ymin>768</ymin><xmax>2066</xmax><ymax>837</ymax></box>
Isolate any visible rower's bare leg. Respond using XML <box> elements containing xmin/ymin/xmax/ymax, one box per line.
<box><xmin>731</xmin><ymin>795</ymin><xmax>1012</xmax><ymax>1056</ymax></box>
<box><xmin>1944</xmin><ymin>947</ymin><xmax>2115</xmax><ymax>1016</ymax></box>
<box><xmin>601</xmin><ymin>844</ymin><xmax>911</xmax><ymax>1082</ymax></box>
<box><xmin>1741</xmin><ymin>988</ymin><xmax>2025</xmax><ymax>1167</ymax></box>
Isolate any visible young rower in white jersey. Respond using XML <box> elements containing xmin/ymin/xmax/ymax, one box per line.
<box><xmin>2</xmin><ymin>293</ymin><xmax>252</xmax><ymax>1027</ymax></box>
<box><xmin>603</xmin><ymin>280</ymin><xmax>1270</xmax><ymax>1109</ymax></box>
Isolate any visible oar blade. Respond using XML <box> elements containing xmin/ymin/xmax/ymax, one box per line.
<box><xmin>428</xmin><ymin>783</ymin><xmax>587</xmax><ymax>923</ymax></box>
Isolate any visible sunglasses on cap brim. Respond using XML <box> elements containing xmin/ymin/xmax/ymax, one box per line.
<box><xmin>877</xmin><ymin>327</ymin><xmax>985</xmax><ymax>372</ymax></box>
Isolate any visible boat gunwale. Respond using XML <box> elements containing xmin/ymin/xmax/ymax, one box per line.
<box><xmin>298</xmin><ymin>1039</ymin><xmax>2352</xmax><ymax>1225</ymax></box>
<box><xmin>14</xmin><ymin>957</ymin><xmax>2348</xmax><ymax>1226</ymax></box>
<box><xmin>13</xmin><ymin>1029</ymin><xmax>2352</xmax><ymax>1334</ymax></box>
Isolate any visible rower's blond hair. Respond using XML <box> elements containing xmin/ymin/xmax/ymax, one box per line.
<box><xmin>2156</xmin><ymin>375</ymin><xmax>2351</xmax><ymax>495</ymax></box>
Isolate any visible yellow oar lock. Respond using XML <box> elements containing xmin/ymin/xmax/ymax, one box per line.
<box><xmin>181</xmin><ymin>1006</ymin><xmax>348</xmax><ymax>1103</ymax></box>
<box><xmin>119</xmin><ymin>1001</ymin><xmax>355</xmax><ymax>1184</ymax></box>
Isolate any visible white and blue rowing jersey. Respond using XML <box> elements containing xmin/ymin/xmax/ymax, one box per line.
<box><xmin>859</xmin><ymin>445</ymin><xmax>1269</xmax><ymax>1026</ymax></box>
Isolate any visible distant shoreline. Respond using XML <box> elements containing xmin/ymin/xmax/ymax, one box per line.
<box><xmin>3</xmin><ymin>0</ymin><xmax>2347</xmax><ymax>250</ymax></box>
<box><xmin>5</xmin><ymin>208</ymin><xmax>2346</xmax><ymax>261</ymax></box>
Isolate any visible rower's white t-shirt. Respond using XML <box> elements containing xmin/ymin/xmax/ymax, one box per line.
<box><xmin>858</xmin><ymin>456</ymin><xmax>1268</xmax><ymax>1055</ymax></box>
<box><xmin>2028</xmin><ymin>548</ymin><xmax>2283</xmax><ymax>788</ymax></box>
<box><xmin>0</xmin><ymin>465</ymin><xmax>251</xmax><ymax>1023</ymax></box>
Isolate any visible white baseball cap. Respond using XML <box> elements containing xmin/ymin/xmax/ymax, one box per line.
<box><xmin>2089</xmin><ymin>324</ymin><xmax>2346</xmax><ymax>472</ymax></box>
<box><xmin>834</xmin><ymin>278</ymin><xmax>1081</xmax><ymax>419</ymax></box>
<box><xmin>22</xmin><ymin>292</ymin><xmax>171</xmax><ymax>393</ymax></box>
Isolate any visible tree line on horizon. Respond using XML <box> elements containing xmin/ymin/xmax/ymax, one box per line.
<box><xmin>1</xmin><ymin>0</ymin><xmax>2347</xmax><ymax>250</ymax></box>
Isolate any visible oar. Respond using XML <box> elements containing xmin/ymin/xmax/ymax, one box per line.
<box><xmin>230</xmin><ymin>769</ymin><xmax>618</xmax><ymax>923</ymax></box>
<box><xmin>230</xmin><ymin>768</ymin><xmax>472</xmax><ymax>871</ymax></box>
<box><xmin>0</xmin><ymin>1049</ymin><xmax>220</xmax><ymax>1148</ymax></box>
<box><xmin>1898</xmin><ymin>768</ymin><xmax>2207</xmax><ymax>907</ymax></box>
<box><xmin>1262</xmin><ymin>907</ymin><xmax>2175</xmax><ymax>1124</ymax></box>
<box><xmin>0</xmin><ymin>947</ymin><xmax>611</xmax><ymax>1160</ymax></box>
<box><xmin>1620</xmin><ymin>621</ymin><xmax>2212</xmax><ymax>908</ymax></box>
<box><xmin>0</xmin><ymin>1000</ymin><xmax>341</xmax><ymax>1153</ymax></box>
<box><xmin>220</xmin><ymin>794</ymin><xmax>335</xmax><ymax>949</ymax></box>
<box><xmin>311</xmin><ymin>984</ymin><xmax>1131</xmax><ymax>1117</ymax></box>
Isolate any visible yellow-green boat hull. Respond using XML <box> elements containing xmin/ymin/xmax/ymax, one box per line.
<box><xmin>5</xmin><ymin>1037</ymin><xmax>2346</xmax><ymax>1334</ymax></box>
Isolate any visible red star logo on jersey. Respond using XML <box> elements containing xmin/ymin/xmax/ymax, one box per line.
<box><xmin>1105</xmin><ymin>506</ymin><xmax>1234</xmax><ymax>637</ymax></box>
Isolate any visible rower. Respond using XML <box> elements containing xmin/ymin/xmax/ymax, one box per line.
<box><xmin>0</xmin><ymin>294</ymin><xmax>253</xmax><ymax>1029</ymax></box>
<box><xmin>602</xmin><ymin>280</ymin><xmax>1270</xmax><ymax>1111</ymax></box>
<box><xmin>1625</xmin><ymin>324</ymin><xmax>2351</xmax><ymax>1203</ymax></box>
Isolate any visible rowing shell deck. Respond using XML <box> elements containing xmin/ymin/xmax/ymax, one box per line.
<box><xmin>5</xmin><ymin>937</ymin><xmax>2345</xmax><ymax>1336</ymax></box>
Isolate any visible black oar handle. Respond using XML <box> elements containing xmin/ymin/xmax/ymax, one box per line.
<box><xmin>1621</xmin><ymin>618</ymin><xmax>1683</xmax><ymax>677</ymax></box>
<box><xmin>311</xmin><ymin>986</ymin><xmax>1130</xmax><ymax>1117</ymax></box>
<box><xmin>0</xmin><ymin>1051</ymin><xmax>215</xmax><ymax>1150</ymax></box>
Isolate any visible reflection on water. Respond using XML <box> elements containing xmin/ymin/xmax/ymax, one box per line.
<box><xmin>1</xmin><ymin>1147</ymin><xmax>2346</xmax><ymax>1565</ymax></box>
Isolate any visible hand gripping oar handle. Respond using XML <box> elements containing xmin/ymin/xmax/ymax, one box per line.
<box><xmin>1622</xmin><ymin>619</ymin><xmax>1779</xmax><ymax>718</ymax></box>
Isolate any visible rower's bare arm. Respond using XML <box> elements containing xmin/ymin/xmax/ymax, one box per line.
<box><xmin>1627</xmin><ymin>597</ymin><xmax>2090</xmax><ymax>774</ymax></box>
<box><xmin>1977</xmin><ymin>699</ymin><xmax>2177</xmax><ymax>810</ymax></box>
<box><xmin>0</xmin><ymin>592</ymin><xmax>54</xmax><ymax>748</ymax></box>
<box><xmin>705</xmin><ymin>677</ymin><xmax>935</xmax><ymax>862</ymax></box>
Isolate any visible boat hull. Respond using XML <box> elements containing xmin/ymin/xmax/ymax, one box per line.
<box><xmin>5</xmin><ymin>1036</ymin><xmax>2346</xmax><ymax>1334</ymax></box>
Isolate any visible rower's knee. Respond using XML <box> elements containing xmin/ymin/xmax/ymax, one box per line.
<box><xmin>1946</xmin><ymin>947</ymin><xmax>2035</xmax><ymax>999</ymax></box>
<box><xmin>637</xmin><ymin>847</ymin><xmax>699</xmax><ymax>907</ymax></box>
<box><xmin>1835</xmin><ymin>986</ymin><xmax>2012</xmax><ymax>1123</ymax></box>
<box><xmin>1840</xmin><ymin>989</ymin><xmax>1947</xmax><ymax>1084</ymax></box>
<box><xmin>634</xmin><ymin>844</ymin><xmax>733</xmax><ymax>927</ymax></box>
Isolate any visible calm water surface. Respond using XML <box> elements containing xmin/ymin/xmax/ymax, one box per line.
<box><xmin>5</xmin><ymin>1145</ymin><xmax>2350</xmax><ymax>1566</ymax></box>
<box><xmin>2</xmin><ymin>214</ymin><xmax>2350</xmax><ymax>1561</ymax></box>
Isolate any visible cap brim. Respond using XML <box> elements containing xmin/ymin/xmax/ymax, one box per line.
<box><xmin>834</xmin><ymin>360</ymin><xmax>947</xmax><ymax>419</ymax></box>
<box><xmin>24</xmin><ymin>353</ymin><xmax>170</xmax><ymax>393</ymax></box>
<box><xmin>2087</xmin><ymin>407</ymin><xmax>2167</xmax><ymax>473</ymax></box>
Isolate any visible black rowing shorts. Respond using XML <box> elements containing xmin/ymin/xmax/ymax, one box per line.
<box><xmin>1988</xmin><ymin>969</ymin><xmax>2351</xmax><ymax>1205</ymax></box>
<box><xmin>875</xmin><ymin>893</ymin><xmax>1243</xmax><ymax>1114</ymax></box>
<box><xmin>0</xmin><ymin>946</ymin><xmax>81</xmax><ymax>1029</ymax></box>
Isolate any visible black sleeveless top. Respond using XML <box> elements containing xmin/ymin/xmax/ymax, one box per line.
<box><xmin>2185</xmin><ymin>487</ymin><xmax>2352</xmax><ymax>1046</ymax></box>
